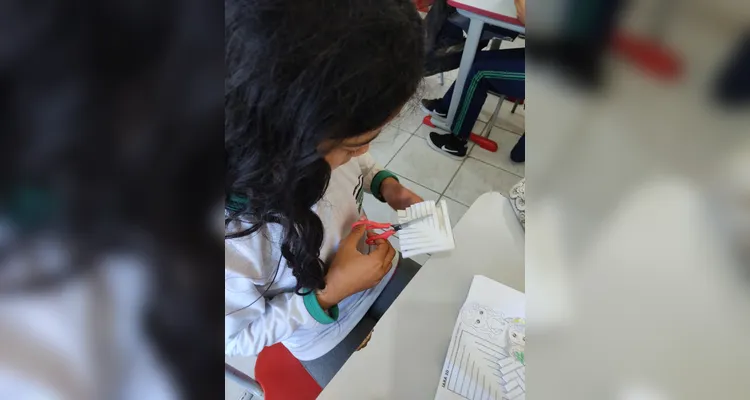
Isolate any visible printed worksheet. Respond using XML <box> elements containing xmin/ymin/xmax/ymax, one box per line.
<box><xmin>435</xmin><ymin>275</ymin><xmax>526</xmax><ymax>400</ymax></box>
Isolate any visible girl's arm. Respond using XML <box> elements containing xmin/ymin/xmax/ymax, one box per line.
<box><xmin>357</xmin><ymin>152</ymin><xmax>392</xmax><ymax>200</ymax></box>
<box><xmin>356</xmin><ymin>153</ymin><xmax>423</xmax><ymax>209</ymax></box>
<box><xmin>225</xmin><ymin>234</ymin><xmax>327</xmax><ymax>357</ymax></box>
<box><xmin>225</xmin><ymin>276</ymin><xmax>322</xmax><ymax>357</ymax></box>
<box><xmin>225</xmin><ymin>286</ymin><xmax>315</xmax><ymax>356</ymax></box>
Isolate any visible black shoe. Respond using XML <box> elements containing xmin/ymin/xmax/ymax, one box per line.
<box><xmin>510</xmin><ymin>134</ymin><xmax>525</xmax><ymax>163</ymax></box>
<box><xmin>427</xmin><ymin>131</ymin><xmax>468</xmax><ymax>160</ymax></box>
<box><xmin>420</xmin><ymin>99</ymin><xmax>448</xmax><ymax>118</ymax></box>
<box><xmin>714</xmin><ymin>31</ymin><xmax>750</xmax><ymax>107</ymax></box>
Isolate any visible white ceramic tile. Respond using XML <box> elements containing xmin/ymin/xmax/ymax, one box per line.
<box><xmin>444</xmin><ymin>158</ymin><xmax>522</xmax><ymax>206</ymax></box>
<box><xmin>477</xmin><ymin>94</ymin><xmax>501</xmax><ymax>123</ymax></box>
<box><xmin>386</xmin><ymin>102</ymin><xmax>425</xmax><ymax>134</ymax></box>
<box><xmin>413</xmin><ymin>124</ymin><xmax>435</xmax><ymax>139</ymax></box>
<box><xmin>399</xmin><ymin>175</ymin><xmax>442</xmax><ymax>202</ymax></box>
<box><xmin>362</xmin><ymin>177</ymin><xmax>440</xmax><ymax>224</ymax></box>
<box><xmin>368</xmin><ymin>125</ymin><xmax>411</xmax><ymax>166</ymax></box>
<box><xmin>421</xmin><ymin>75</ymin><xmax>452</xmax><ymax>100</ymax></box>
<box><xmin>362</xmin><ymin>193</ymin><xmax>395</xmax><ymax>224</ymax></box>
<box><xmin>443</xmin><ymin>68</ymin><xmax>459</xmax><ymax>83</ymax></box>
<box><xmin>440</xmin><ymin>196</ymin><xmax>470</xmax><ymax>228</ymax></box>
<box><xmin>492</xmin><ymin>100</ymin><xmax>525</xmax><ymax>135</ymax></box>
<box><xmin>469</xmin><ymin>126</ymin><xmax>524</xmax><ymax>176</ymax></box>
<box><xmin>387</xmin><ymin>136</ymin><xmax>463</xmax><ymax>193</ymax></box>
<box><xmin>477</xmin><ymin>98</ymin><xmax>524</xmax><ymax>135</ymax></box>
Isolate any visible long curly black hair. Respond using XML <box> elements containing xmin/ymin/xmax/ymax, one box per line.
<box><xmin>225</xmin><ymin>0</ymin><xmax>424</xmax><ymax>293</ymax></box>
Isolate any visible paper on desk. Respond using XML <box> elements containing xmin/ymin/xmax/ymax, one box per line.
<box><xmin>435</xmin><ymin>275</ymin><xmax>526</xmax><ymax>400</ymax></box>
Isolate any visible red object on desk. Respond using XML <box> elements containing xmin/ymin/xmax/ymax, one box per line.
<box><xmin>255</xmin><ymin>343</ymin><xmax>322</xmax><ymax>400</ymax></box>
<box><xmin>422</xmin><ymin>115</ymin><xmax>499</xmax><ymax>152</ymax></box>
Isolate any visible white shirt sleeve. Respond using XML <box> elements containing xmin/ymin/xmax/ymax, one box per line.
<box><xmin>356</xmin><ymin>152</ymin><xmax>384</xmax><ymax>194</ymax></box>
<box><xmin>224</xmin><ymin>231</ymin><xmax>320</xmax><ymax>357</ymax></box>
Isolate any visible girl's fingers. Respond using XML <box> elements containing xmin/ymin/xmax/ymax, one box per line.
<box><xmin>342</xmin><ymin>224</ymin><xmax>367</xmax><ymax>248</ymax></box>
<box><xmin>368</xmin><ymin>238</ymin><xmax>392</xmax><ymax>261</ymax></box>
<box><xmin>382</xmin><ymin>245</ymin><xmax>396</xmax><ymax>271</ymax></box>
<box><xmin>367</xmin><ymin>231</ymin><xmax>387</xmax><ymax>245</ymax></box>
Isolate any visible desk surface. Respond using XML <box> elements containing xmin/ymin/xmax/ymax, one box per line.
<box><xmin>448</xmin><ymin>0</ymin><xmax>523</xmax><ymax>26</ymax></box>
<box><xmin>319</xmin><ymin>192</ymin><xmax>525</xmax><ymax>399</ymax></box>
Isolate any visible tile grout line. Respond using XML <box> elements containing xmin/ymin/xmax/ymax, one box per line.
<box><xmin>439</xmin><ymin>156</ymin><xmax>522</xmax><ymax>207</ymax></box>
<box><xmin>384</xmin><ymin>131</ymin><xmax>415</xmax><ymax>169</ymax></box>
<box><xmin>491</xmin><ymin>124</ymin><xmax>523</xmax><ymax>136</ymax></box>
<box><xmin>442</xmin><ymin>193</ymin><xmax>471</xmax><ymax>207</ymax></box>
<box><xmin>396</xmin><ymin>173</ymin><xmax>441</xmax><ymax>198</ymax></box>
<box><xmin>440</xmin><ymin>156</ymin><xmax>470</xmax><ymax>199</ymax></box>
<box><xmin>467</xmin><ymin>154</ymin><xmax>524</xmax><ymax>179</ymax></box>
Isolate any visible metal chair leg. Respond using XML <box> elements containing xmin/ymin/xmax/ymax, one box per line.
<box><xmin>482</xmin><ymin>95</ymin><xmax>505</xmax><ymax>137</ymax></box>
<box><xmin>226</xmin><ymin>362</ymin><xmax>264</xmax><ymax>398</ymax></box>
<box><xmin>511</xmin><ymin>100</ymin><xmax>519</xmax><ymax>114</ymax></box>
<box><xmin>439</xmin><ymin>72</ymin><xmax>444</xmax><ymax>86</ymax></box>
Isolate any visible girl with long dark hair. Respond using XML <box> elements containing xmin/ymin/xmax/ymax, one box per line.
<box><xmin>225</xmin><ymin>0</ymin><xmax>426</xmax><ymax>386</ymax></box>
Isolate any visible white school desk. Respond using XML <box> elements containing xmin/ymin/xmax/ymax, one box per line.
<box><xmin>319</xmin><ymin>191</ymin><xmax>525</xmax><ymax>399</ymax></box>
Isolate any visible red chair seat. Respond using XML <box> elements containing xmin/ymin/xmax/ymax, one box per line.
<box><xmin>255</xmin><ymin>343</ymin><xmax>322</xmax><ymax>400</ymax></box>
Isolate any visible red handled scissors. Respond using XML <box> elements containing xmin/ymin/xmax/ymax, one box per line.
<box><xmin>351</xmin><ymin>215</ymin><xmax>431</xmax><ymax>245</ymax></box>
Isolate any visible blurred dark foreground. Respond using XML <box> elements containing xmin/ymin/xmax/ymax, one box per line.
<box><xmin>0</xmin><ymin>0</ymin><xmax>223</xmax><ymax>398</ymax></box>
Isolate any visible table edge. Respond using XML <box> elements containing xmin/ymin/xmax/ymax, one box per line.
<box><xmin>447</xmin><ymin>0</ymin><xmax>524</xmax><ymax>27</ymax></box>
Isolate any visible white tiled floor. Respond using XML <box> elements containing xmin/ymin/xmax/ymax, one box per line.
<box><xmin>363</xmin><ymin>71</ymin><xmax>525</xmax><ymax>266</ymax></box>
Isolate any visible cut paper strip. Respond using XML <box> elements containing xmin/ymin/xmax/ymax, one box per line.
<box><xmin>500</xmin><ymin>362</ymin><xmax>523</xmax><ymax>375</ymax></box>
<box><xmin>398</xmin><ymin>199</ymin><xmax>455</xmax><ymax>259</ymax></box>
<box><xmin>499</xmin><ymin>358</ymin><xmax>516</xmax><ymax>368</ymax></box>
<box><xmin>504</xmin><ymin>380</ymin><xmax>520</xmax><ymax>391</ymax></box>
<box><xmin>504</xmin><ymin>387</ymin><xmax>525</xmax><ymax>399</ymax></box>
<box><xmin>501</xmin><ymin>371</ymin><xmax>518</xmax><ymax>383</ymax></box>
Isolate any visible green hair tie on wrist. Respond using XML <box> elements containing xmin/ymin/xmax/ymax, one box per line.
<box><xmin>371</xmin><ymin>170</ymin><xmax>399</xmax><ymax>202</ymax></box>
<box><xmin>303</xmin><ymin>290</ymin><xmax>339</xmax><ymax>324</ymax></box>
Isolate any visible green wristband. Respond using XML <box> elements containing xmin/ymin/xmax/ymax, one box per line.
<box><xmin>303</xmin><ymin>291</ymin><xmax>339</xmax><ymax>324</ymax></box>
<box><xmin>371</xmin><ymin>170</ymin><xmax>399</xmax><ymax>202</ymax></box>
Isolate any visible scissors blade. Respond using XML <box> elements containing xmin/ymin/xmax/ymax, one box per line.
<box><xmin>394</xmin><ymin>215</ymin><xmax>431</xmax><ymax>230</ymax></box>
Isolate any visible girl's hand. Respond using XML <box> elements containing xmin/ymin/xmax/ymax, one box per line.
<box><xmin>380</xmin><ymin>177</ymin><xmax>424</xmax><ymax>210</ymax></box>
<box><xmin>316</xmin><ymin>224</ymin><xmax>396</xmax><ymax>309</ymax></box>
<box><xmin>514</xmin><ymin>0</ymin><xmax>526</xmax><ymax>25</ymax></box>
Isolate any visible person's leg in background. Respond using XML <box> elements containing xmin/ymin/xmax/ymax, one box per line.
<box><xmin>421</xmin><ymin>48</ymin><xmax>524</xmax><ymax>118</ymax></box>
<box><xmin>511</xmin><ymin>134</ymin><xmax>525</xmax><ymax>163</ymax></box>
<box><xmin>299</xmin><ymin>255</ymin><xmax>421</xmax><ymax>388</ymax></box>
<box><xmin>425</xmin><ymin>49</ymin><xmax>525</xmax><ymax>159</ymax></box>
